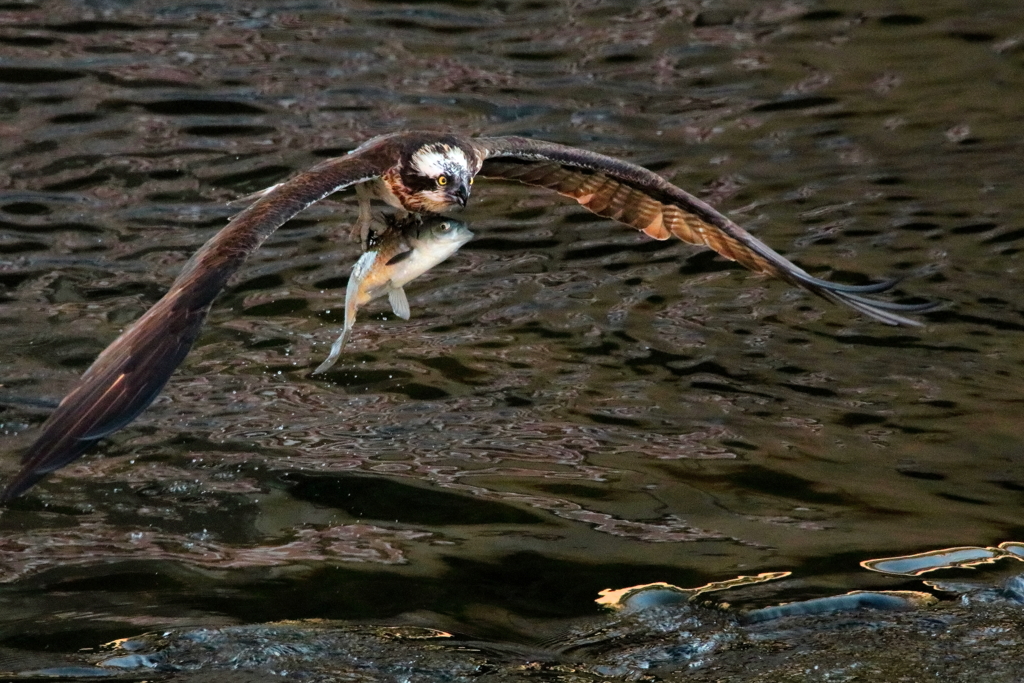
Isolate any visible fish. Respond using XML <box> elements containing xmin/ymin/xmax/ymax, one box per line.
<box><xmin>312</xmin><ymin>213</ymin><xmax>474</xmax><ymax>374</ymax></box>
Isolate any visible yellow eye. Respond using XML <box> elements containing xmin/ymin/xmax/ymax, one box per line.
<box><xmin>468</xmin><ymin>177</ymin><xmax>474</xmax><ymax>185</ymax></box>
<box><xmin>437</xmin><ymin>175</ymin><xmax>447</xmax><ymax>186</ymax></box>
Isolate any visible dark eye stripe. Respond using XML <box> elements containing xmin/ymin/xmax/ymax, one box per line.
<box><xmin>402</xmin><ymin>172</ymin><xmax>436</xmax><ymax>194</ymax></box>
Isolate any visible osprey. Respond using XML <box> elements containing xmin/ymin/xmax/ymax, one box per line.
<box><xmin>0</xmin><ymin>131</ymin><xmax>935</xmax><ymax>502</ymax></box>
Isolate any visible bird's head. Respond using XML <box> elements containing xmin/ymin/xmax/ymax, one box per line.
<box><xmin>399</xmin><ymin>141</ymin><xmax>478</xmax><ymax>213</ymax></box>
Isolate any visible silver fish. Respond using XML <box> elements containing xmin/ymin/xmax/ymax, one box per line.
<box><xmin>313</xmin><ymin>213</ymin><xmax>473</xmax><ymax>374</ymax></box>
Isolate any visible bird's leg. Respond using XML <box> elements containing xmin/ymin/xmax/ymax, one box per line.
<box><xmin>348</xmin><ymin>183</ymin><xmax>376</xmax><ymax>250</ymax></box>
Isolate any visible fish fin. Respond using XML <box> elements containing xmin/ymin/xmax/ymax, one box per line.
<box><xmin>386</xmin><ymin>250</ymin><xmax>413</xmax><ymax>266</ymax></box>
<box><xmin>389</xmin><ymin>287</ymin><xmax>411</xmax><ymax>320</ymax></box>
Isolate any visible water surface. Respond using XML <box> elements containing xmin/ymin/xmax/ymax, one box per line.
<box><xmin>1</xmin><ymin>0</ymin><xmax>1024</xmax><ymax>656</ymax></box>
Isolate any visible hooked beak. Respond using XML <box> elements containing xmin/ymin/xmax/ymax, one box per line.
<box><xmin>453</xmin><ymin>181</ymin><xmax>470</xmax><ymax>208</ymax></box>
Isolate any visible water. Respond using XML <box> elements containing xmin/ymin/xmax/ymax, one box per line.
<box><xmin>1</xmin><ymin>0</ymin><xmax>1024</xmax><ymax>660</ymax></box>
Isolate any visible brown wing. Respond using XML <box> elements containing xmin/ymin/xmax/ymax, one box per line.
<box><xmin>1</xmin><ymin>138</ymin><xmax>401</xmax><ymax>503</ymax></box>
<box><xmin>473</xmin><ymin>136</ymin><xmax>935</xmax><ymax>326</ymax></box>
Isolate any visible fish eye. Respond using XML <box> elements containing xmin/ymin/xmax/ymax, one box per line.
<box><xmin>439</xmin><ymin>222</ymin><xmax>452</xmax><ymax>232</ymax></box>
<box><xmin>437</xmin><ymin>175</ymin><xmax>447</xmax><ymax>186</ymax></box>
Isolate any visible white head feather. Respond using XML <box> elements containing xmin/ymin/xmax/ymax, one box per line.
<box><xmin>410</xmin><ymin>144</ymin><xmax>470</xmax><ymax>178</ymax></box>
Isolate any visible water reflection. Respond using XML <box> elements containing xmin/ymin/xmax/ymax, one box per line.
<box><xmin>5</xmin><ymin>574</ymin><xmax>1024</xmax><ymax>681</ymax></box>
<box><xmin>863</xmin><ymin>542</ymin><xmax>1024</xmax><ymax>577</ymax></box>
<box><xmin>0</xmin><ymin>521</ymin><xmax>427</xmax><ymax>583</ymax></box>
<box><xmin>596</xmin><ymin>572</ymin><xmax>791</xmax><ymax>611</ymax></box>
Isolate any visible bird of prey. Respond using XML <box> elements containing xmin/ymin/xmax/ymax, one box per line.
<box><xmin>0</xmin><ymin>130</ymin><xmax>935</xmax><ymax>502</ymax></box>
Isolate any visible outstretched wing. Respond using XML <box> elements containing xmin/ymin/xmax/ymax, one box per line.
<box><xmin>1</xmin><ymin>144</ymin><xmax>393</xmax><ymax>502</ymax></box>
<box><xmin>473</xmin><ymin>136</ymin><xmax>934</xmax><ymax>326</ymax></box>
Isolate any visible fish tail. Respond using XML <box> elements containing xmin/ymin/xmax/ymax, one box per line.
<box><xmin>312</xmin><ymin>325</ymin><xmax>352</xmax><ymax>374</ymax></box>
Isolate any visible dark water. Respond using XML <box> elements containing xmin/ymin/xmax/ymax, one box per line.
<box><xmin>1</xmin><ymin>0</ymin><xmax>1023</xmax><ymax>662</ymax></box>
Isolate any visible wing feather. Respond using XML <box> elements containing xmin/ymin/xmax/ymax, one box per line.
<box><xmin>475</xmin><ymin>137</ymin><xmax>936</xmax><ymax>325</ymax></box>
<box><xmin>1</xmin><ymin>143</ymin><xmax>394</xmax><ymax>502</ymax></box>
